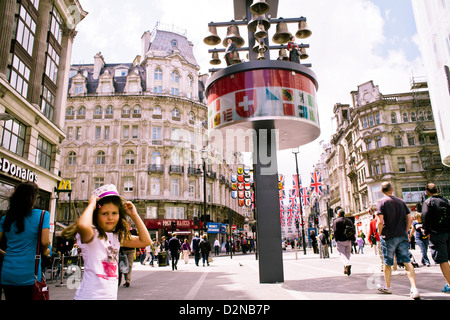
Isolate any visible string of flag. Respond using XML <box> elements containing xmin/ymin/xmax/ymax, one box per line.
<box><xmin>279</xmin><ymin>171</ymin><xmax>322</xmax><ymax>227</ymax></box>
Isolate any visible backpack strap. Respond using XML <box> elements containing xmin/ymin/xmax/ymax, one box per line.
<box><xmin>34</xmin><ymin>210</ymin><xmax>45</xmax><ymax>277</ymax></box>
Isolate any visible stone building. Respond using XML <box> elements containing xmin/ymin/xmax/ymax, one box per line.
<box><xmin>325</xmin><ymin>79</ymin><xmax>450</xmax><ymax>234</ymax></box>
<box><xmin>0</xmin><ymin>0</ymin><xmax>86</xmax><ymax>236</ymax></box>
<box><xmin>59</xmin><ymin>25</ymin><xmax>248</xmax><ymax>244</ymax></box>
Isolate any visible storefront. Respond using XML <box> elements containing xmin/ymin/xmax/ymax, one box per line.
<box><xmin>144</xmin><ymin>219</ymin><xmax>203</xmax><ymax>242</ymax></box>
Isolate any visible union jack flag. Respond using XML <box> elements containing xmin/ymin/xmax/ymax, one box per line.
<box><xmin>300</xmin><ymin>187</ymin><xmax>310</xmax><ymax>207</ymax></box>
<box><xmin>286</xmin><ymin>205</ymin><xmax>294</xmax><ymax>226</ymax></box>
<box><xmin>292</xmin><ymin>174</ymin><xmax>301</xmax><ymax>198</ymax></box>
<box><xmin>310</xmin><ymin>171</ymin><xmax>323</xmax><ymax>196</ymax></box>
<box><xmin>289</xmin><ymin>197</ymin><xmax>300</xmax><ymax>221</ymax></box>
<box><xmin>280</xmin><ymin>204</ymin><xmax>286</xmax><ymax>227</ymax></box>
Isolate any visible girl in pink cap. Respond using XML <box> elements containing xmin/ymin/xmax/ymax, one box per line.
<box><xmin>62</xmin><ymin>184</ymin><xmax>151</xmax><ymax>299</ymax></box>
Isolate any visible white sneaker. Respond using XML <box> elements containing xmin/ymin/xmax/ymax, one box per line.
<box><xmin>410</xmin><ymin>288</ymin><xmax>420</xmax><ymax>300</ymax></box>
<box><xmin>377</xmin><ymin>284</ymin><xmax>392</xmax><ymax>294</ymax></box>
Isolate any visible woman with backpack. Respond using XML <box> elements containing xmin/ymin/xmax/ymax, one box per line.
<box><xmin>332</xmin><ymin>209</ymin><xmax>355</xmax><ymax>276</ymax></box>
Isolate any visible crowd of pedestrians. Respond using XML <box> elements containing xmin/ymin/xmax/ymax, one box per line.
<box><xmin>1</xmin><ymin>181</ymin><xmax>449</xmax><ymax>300</ymax></box>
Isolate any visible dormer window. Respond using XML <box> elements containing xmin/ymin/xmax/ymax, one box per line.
<box><xmin>172</xmin><ymin>40</ymin><xmax>178</xmax><ymax>47</ymax></box>
<box><xmin>115</xmin><ymin>68</ymin><xmax>128</xmax><ymax>77</ymax></box>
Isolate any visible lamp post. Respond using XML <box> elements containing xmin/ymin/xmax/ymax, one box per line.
<box><xmin>202</xmin><ymin>148</ymin><xmax>207</xmax><ymax>233</ymax></box>
<box><xmin>292</xmin><ymin>148</ymin><xmax>306</xmax><ymax>255</ymax></box>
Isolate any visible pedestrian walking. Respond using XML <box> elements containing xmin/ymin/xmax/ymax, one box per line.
<box><xmin>409</xmin><ymin>212</ymin><xmax>430</xmax><ymax>267</ymax></box>
<box><xmin>214</xmin><ymin>238</ymin><xmax>220</xmax><ymax>256</ymax></box>
<box><xmin>199</xmin><ymin>234</ymin><xmax>212</xmax><ymax>267</ymax></box>
<box><xmin>169</xmin><ymin>233</ymin><xmax>181</xmax><ymax>270</ymax></box>
<box><xmin>61</xmin><ymin>184</ymin><xmax>151</xmax><ymax>300</ymax></box>
<box><xmin>356</xmin><ymin>235</ymin><xmax>364</xmax><ymax>254</ymax></box>
<box><xmin>182</xmin><ymin>239</ymin><xmax>191</xmax><ymax>264</ymax></box>
<box><xmin>119</xmin><ymin>227</ymin><xmax>138</xmax><ymax>287</ymax></box>
<box><xmin>332</xmin><ymin>209</ymin><xmax>355</xmax><ymax>276</ymax></box>
<box><xmin>376</xmin><ymin>181</ymin><xmax>420</xmax><ymax>299</ymax></box>
<box><xmin>317</xmin><ymin>229</ymin><xmax>327</xmax><ymax>259</ymax></box>
<box><xmin>421</xmin><ymin>183</ymin><xmax>450</xmax><ymax>293</ymax></box>
<box><xmin>191</xmin><ymin>233</ymin><xmax>201</xmax><ymax>266</ymax></box>
<box><xmin>368</xmin><ymin>214</ymin><xmax>383</xmax><ymax>271</ymax></box>
<box><xmin>142</xmin><ymin>242</ymin><xmax>154</xmax><ymax>266</ymax></box>
<box><xmin>0</xmin><ymin>182</ymin><xmax>50</xmax><ymax>300</ymax></box>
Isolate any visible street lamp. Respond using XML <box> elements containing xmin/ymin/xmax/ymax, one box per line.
<box><xmin>292</xmin><ymin>148</ymin><xmax>306</xmax><ymax>255</ymax></box>
<box><xmin>202</xmin><ymin>148</ymin><xmax>208</xmax><ymax>233</ymax></box>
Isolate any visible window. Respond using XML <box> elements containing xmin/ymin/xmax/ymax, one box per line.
<box><xmin>153</xmin><ymin>106</ymin><xmax>162</xmax><ymax>115</ymax></box>
<box><xmin>151</xmin><ymin>152</ymin><xmax>161</xmax><ymax>165</ymax></box>
<box><xmin>172</xmin><ymin>70</ymin><xmax>179</xmax><ymax>83</ymax></box>
<box><xmin>207</xmin><ymin>183</ymin><xmax>212</xmax><ymax>202</ymax></box>
<box><xmin>170</xmin><ymin>178</ymin><xmax>180</xmax><ymax>196</ymax></box>
<box><xmin>94</xmin><ymin>177</ymin><xmax>104</xmax><ymax>189</ymax></box>
<box><xmin>375</xmin><ymin>136</ymin><xmax>382</xmax><ymax>148</ymax></box>
<box><xmin>407</xmin><ymin>133</ymin><xmax>415</xmax><ymax>146</ymax></box>
<box><xmin>15</xmin><ymin>4</ymin><xmax>37</xmax><ymax>56</ymax></box>
<box><xmin>391</xmin><ymin>113</ymin><xmax>397</xmax><ymax>124</ymax></box>
<box><xmin>123</xmin><ymin>177</ymin><xmax>134</xmax><ymax>192</ymax></box>
<box><xmin>104</xmin><ymin>126</ymin><xmax>110</xmax><ymax>140</ymax></box>
<box><xmin>66</xmin><ymin>107</ymin><xmax>75</xmax><ymax>117</ymax></box>
<box><xmin>105</xmin><ymin>106</ymin><xmax>114</xmax><ymax>117</ymax></box>
<box><xmin>427</xmin><ymin>110</ymin><xmax>433</xmax><ymax>121</ymax></box>
<box><xmin>9</xmin><ymin>54</ymin><xmax>30</xmax><ymax>97</ymax></box>
<box><xmin>67</xmin><ymin>127</ymin><xmax>73</xmax><ymax>140</ymax></box>
<box><xmin>76</xmin><ymin>127</ymin><xmax>81</xmax><ymax>140</ymax></box>
<box><xmin>172</xmin><ymin>107</ymin><xmax>180</xmax><ymax>118</ymax></box>
<box><xmin>402</xmin><ymin>112</ymin><xmax>409</xmax><ymax>122</ymax></box>
<box><xmin>96</xmin><ymin>151</ymin><xmax>106</xmax><ymax>165</ymax></box>
<box><xmin>166</xmin><ymin>207</ymin><xmax>185</xmax><ymax>219</ymax></box>
<box><xmin>115</xmin><ymin>69</ymin><xmax>128</xmax><ymax>77</ymax></box>
<box><xmin>365</xmin><ymin>138</ymin><xmax>372</xmax><ymax>151</ymax></box>
<box><xmin>68</xmin><ymin>151</ymin><xmax>76</xmax><ymax>165</ymax></box>
<box><xmin>375</xmin><ymin>113</ymin><xmax>380</xmax><ymax>124</ymax></box>
<box><xmin>394</xmin><ymin>134</ymin><xmax>402</xmax><ymax>147</ymax></box>
<box><xmin>94</xmin><ymin>106</ymin><xmax>103</xmax><ymax>117</ymax></box>
<box><xmin>125</xmin><ymin>150</ymin><xmax>135</xmax><ymax>164</ymax></box>
<box><xmin>77</xmin><ymin>106</ymin><xmax>86</xmax><ymax>118</ymax></box>
<box><xmin>369</xmin><ymin>115</ymin><xmax>374</xmax><ymax>127</ymax></box>
<box><xmin>411</xmin><ymin>156</ymin><xmax>420</xmax><ymax>171</ymax></box>
<box><xmin>362</xmin><ymin>117</ymin><xmax>368</xmax><ymax>128</ymax></box>
<box><xmin>411</xmin><ymin>112</ymin><xmax>417</xmax><ymax>122</ymax></box>
<box><xmin>398</xmin><ymin>157</ymin><xmax>406</xmax><ymax>172</ymax></box>
<box><xmin>171</xmin><ymin>87</ymin><xmax>179</xmax><ymax>95</ymax></box>
<box><xmin>152</xmin><ymin>127</ymin><xmax>162</xmax><ymax>144</ymax></box>
<box><xmin>132</xmin><ymin>125</ymin><xmax>138</xmax><ymax>139</ymax></box>
<box><xmin>122</xmin><ymin>105</ymin><xmax>131</xmax><ymax>117</ymax></box>
<box><xmin>95</xmin><ymin>126</ymin><xmax>101</xmax><ymax>139</ymax></box>
<box><xmin>154</xmin><ymin>86</ymin><xmax>162</xmax><ymax>93</ymax></box>
<box><xmin>189</xmin><ymin>181</ymin><xmax>195</xmax><ymax>197</ymax></box>
<box><xmin>146</xmin><ymin>206</ymin><xmax>157</xmax><ymax>219</ymax></box>
<box><xmin>189</xmin><ymin>112</ymin><xmax>195</xmax><ymax>122</ymax></box>
<box><xmin>150</xmin><ymin>177</ymin><xmax>160</xmax><ymax>196</ymax></box>
<box><xmin>36</xmin><ymin>136</ymin><xmax>52</xmax><ymax>171</ymax></box>
<box><xmin>49</xmin><ymin>7</ymin><xmax>62</xmax><ymax>44</ymax></box>
<box><xmin>123</xmin><ymin>125</ymin><xmax>129</xmax><ymax>139</ymax></box>
<box><xmin>133</xmin><ymin>106</ymin><xmax>141</xmax><ymax>116</ymax></box>
<box><xmin>41</xmin><ymin>86</ymin><xmax>55</xmax><ymax>121</ymax></box>
<box><xmin>45</xmin><ymin>43</ymin><xmax>60</xmax><ymax>84</ymax></box>
<box><xmin>154</xmin><ymin>68</ymin><xmax>163</xmax><ymax>81</ymax></box>
<box><xmin>0</xmin><ymin>119</ymin><xmax>26</xmax><ymax>157</ymax></box>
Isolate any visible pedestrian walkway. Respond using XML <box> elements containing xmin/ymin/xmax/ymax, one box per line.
<box><xmin>46</xmin><ymin>246</ymin><xmax>450</xmax><ymax>301</ymax></box>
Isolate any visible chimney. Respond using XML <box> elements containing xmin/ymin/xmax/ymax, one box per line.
<box><xmin>93</xmin><ymin>52</ymin><xmax>105</xmax><ymax>80</ymax></box>
<box><xmin>141</xmin><ymin>31</ymin><xmax>152</xmax><ymax>58</ymax></box>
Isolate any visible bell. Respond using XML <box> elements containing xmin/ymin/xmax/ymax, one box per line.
<box><xmin>222</xmin><ymin>25</ymin><xmax>245</xmax><ymax>48</ymax></box>
<box><xmin>203</xmin><ymin>25</ymin><xmax>221</xmax><ymax>46</ymax></box>
<box><xmin>299</xmin><ymin>47</ymin><xmax>309</xmax><ymax>60</ymax></box>
<box><xmin>248</xmin><ymin>14</ymin><xmax>271</xmax><ymax>33</ymax></box>
<box><xmin>278</xmin><ymin>48</ymin><xmax>289</xmax><ymax>61</ymax></box>
<box><xmin>252</xmin><ymin>39</ymin><xmax>267</xmax><ymax>53</ymax></box>
<box><xmin>233</xmin><ymin>51</ymin><xmax>241</xmax><ymax>64</ymax></box>
<box><xmin>296</xmin><ymin>20</ymin><xmax>312</xmax><ymax>39</ymax></box>
<box><xmin>254</xmin><ymin>22</ymin><xmax>268</xmax><ymax>39</ymax></box>
<box><xmin>257</xmin><ymin>52</ymin><xmax>266</xmax><ymax>60</ymax></box>
<box><xmin>210</xmin><ymin>52</ymin><xmax>221</xmax><ymax>65</ymax></box>
<box><xmin>250</xmin><ymin>0</ymin><xmax>270</xmax><ymax>16</ymax></box>
<box><xmin>272</xmin><ymin>22</ymin><xmax>292</xmax><ymax>44</ymax></box>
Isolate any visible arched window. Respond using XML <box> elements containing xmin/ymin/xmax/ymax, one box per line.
<box><xmin>68</xmin><ymin>151</ymin><xmax>76</xmax><ymax>165</ymax></box>
<box><xmin>154</xmin><ymin>68</ymin><xmax>163</xmax><ymax>81</ymax></box>
<box><xmin>402</xmin><ymin>112</ymin><xmax>409</xmax><ymax>122</ymax></box>
<box><xmin>125</xmin><ymin>150</ymin><xmax>135</xmax><ymax>165</ymax></box>
<box><xmin>133</xmin><ymin>105</ymin><xmax>141</xmax><ymax>116</ymax></box>
<box><xmin>172</xmin><ymin>70</ymin><xmax>179</xmax><ymax>83</ymax></box>
<box><xmin>122</xmin><ymin>105</ymin><xmax>131</xmax><ymax>117</ymax></box>
<box><xmin>66</xmin><ymin>106</ymin><xmax>75</xmax><ymax>117</ymax></box>
<box><xmin>151</xmin><ymin>151</ymin><xmax>161</xmax><ymax>165</ymax></box>
<box><xmin>153</xmin><ymin>106</ymin><xmax>162</xmax><ymax>115</ymax></box>
<box><xmin>172</xmin><ymin>107</ymin><xmax>180</xmax><ymax>118</ymax></box>
<box><xmin>189</xmin><ymin>111</ymin><xmax>195</xmax><ymax>122</ymax></box>
<box><xmin>94</xmin><ymin>105</ymin><xmax>103</xmax><ymax>117</ymax></box>
<box><xmin>96</xmin><ymin>151</ymin><xmax>106</xmax><ymax>165</ymax></box>
<box><xmin>77</xmin><ymin>106</ymin><xmax>86</xmax><ymax>117</ymax></box>
<box><xmin>105</xmin><ymin>105</ymin><xmax>114</xmax><ymax>117</ymax></box>
<box><xmin>391</xmin><ymin>112</ymin><xmax>397</xmax><ymax>124</ymax></box>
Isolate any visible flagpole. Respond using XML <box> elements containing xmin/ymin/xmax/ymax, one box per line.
<box><xmin>293</xmin><ymin>148</ymin><xmax>307</xmax><ymax>255</ymax></box>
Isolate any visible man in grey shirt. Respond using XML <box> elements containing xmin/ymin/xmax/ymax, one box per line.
<box><xmin>376</xmin><ymin>181</ymin><xmax>420</xmax><ymax>299</ymax></box>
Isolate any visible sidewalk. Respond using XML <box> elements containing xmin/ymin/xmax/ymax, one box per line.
<box><xmin>47</xmin><ymin>246</ymin><xmax>450</xmax><ymax>301</ymax></box>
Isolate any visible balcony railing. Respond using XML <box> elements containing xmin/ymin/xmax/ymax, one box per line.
<box><xmin>148</xmin><ymin>164</ymin><xmax>164</xmax><ymax>173</ymax></box>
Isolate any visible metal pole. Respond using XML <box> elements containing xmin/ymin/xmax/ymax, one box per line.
<box><xmin>294</xmin><ymin>152</ymin><xmax>307</xmax><ymax>254</ymax></box>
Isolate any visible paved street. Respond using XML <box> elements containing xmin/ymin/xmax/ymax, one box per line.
<box><xmin>47</xmin><ymin>245</ymin><xmax>449</xmax><ymax>302</ymax></box>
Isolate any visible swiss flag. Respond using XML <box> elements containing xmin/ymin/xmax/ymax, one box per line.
<box><xmin>235</xmin><ymin>89</ymin><xmax>257</xmax><ymax>118</ymax></box>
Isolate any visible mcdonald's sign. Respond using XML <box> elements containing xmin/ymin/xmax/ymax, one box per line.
<box><xmin>57</xmin><ymin>180</ymin><xmax>72</xmax><ymax>192</ymax></box>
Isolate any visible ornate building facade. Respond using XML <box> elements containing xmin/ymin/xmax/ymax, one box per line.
<box><xmin>0</xmin><ymin>0</ymin><xmax>86</xmax><ymax>237</ymax></box>
<box><xmin>59</xmin><ymin>25</ymin><xmax>247</xmax><ymax>243</ymax></box>
<box><xmin>323</xmin><ymin>79</ymin><xmax>450</xmax><ymax>233</ymax></box>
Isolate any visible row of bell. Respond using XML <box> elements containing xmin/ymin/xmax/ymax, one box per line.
<box><xmin>204</xmin><ymin>19</ymin><xmax>311</xmax><ymax>48</ymax></box>
<box><xmin>209</xmin><ymin>47</ymin><xmax>308</xmax><ymax>65</ymax></box>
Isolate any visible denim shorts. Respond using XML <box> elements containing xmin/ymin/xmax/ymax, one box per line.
<box><xmin>380</xmin><ymin>236</ymin><xmax>411</xmax><ymax>266</ymax></box>
<box><xmin>429</xmin><ymin>233</ymin><xmax>450</xmax><ymax>264</ymax></box>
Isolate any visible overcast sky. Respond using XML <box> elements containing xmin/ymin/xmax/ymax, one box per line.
<box><xmin>71</xmin><ymin>0</ymin><xmax>424</xmax><ymax>190</ymax></box>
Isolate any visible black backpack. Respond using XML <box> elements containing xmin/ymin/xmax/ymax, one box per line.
<box><xmin>426</xmin><ymin>196</ymin><xmax>450</xmax><ymax>233</ymax></box>
<box><xmin>344</xmin><ymin>219</ymin><xmax>355</xmax><ymax>240</ymax></box>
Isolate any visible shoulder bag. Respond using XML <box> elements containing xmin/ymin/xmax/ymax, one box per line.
<box><xmin>32</xmin><ymin>210</ymin><xmax>49</xmax><ymax>300</ymax></box>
